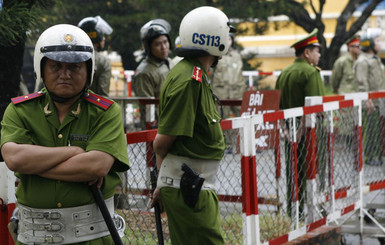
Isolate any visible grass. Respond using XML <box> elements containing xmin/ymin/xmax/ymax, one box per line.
<box><xmin>116</xmin><ymin>208</ymin><xmax>292</xmax><ymax>244</ymax></box>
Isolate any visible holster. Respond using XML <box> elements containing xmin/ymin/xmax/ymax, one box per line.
<box><xmin>8</xmin><ymin>207</ymin><xmax>19</xmax><ymax>243</ymax></box>
<box><xmin>180</xmin><ymin>163</ymin><xmax>205</xmax><ymax>208</ymax></box>
<box><xmin>8</xmin><ymin>220</ymin><xmax>18</xmax><ymax>243</ymax></box>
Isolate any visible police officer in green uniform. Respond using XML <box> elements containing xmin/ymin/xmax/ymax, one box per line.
<box><xmin>275</xmin><ymin>28</ymin><xmax>325</xmax><ymax>219</ymax></box>
<box><xmin>354</xmin><ymin>28</ymin><xmax>385</xmax><ymax>166</ymax></box>
<box><xmin>150</xmin><ymin>6</ymin><xmax>236</xmax><ymax>244</ymax></box>
<box><xmin>78</xmin><ymin>16</ymin><xmax>113</xmax><ymax>97</ymax></box>
<box><xmin>133</xmin><ymin>19</ymin><xmax>172</xmax><ymax>129</ymax></box>
<box><xmin>331</xmin><ymin>35</ymin><xmax>360</xmax><ymax>94</ymax></box>
<box><xmin>1</xmin><ymin>24</ymin><xmax>129</xmax><ymax>244</ymax></box>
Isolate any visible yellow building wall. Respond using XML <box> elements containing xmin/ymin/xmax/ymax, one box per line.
<box><xmin>236</xmin><ymin>0</ymin><xmax>374</xmax><ymax>72</ymax></box>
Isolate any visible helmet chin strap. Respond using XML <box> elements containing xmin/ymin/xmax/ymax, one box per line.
<box><xmin>211</xmin><ymin>56</ymin><xmax>219</xmax><ymax>68</ymax></box>
<box><xmin>45</xmin><ymin>83</ymin><xmax>89</xmax><ymax>103</ymax></box>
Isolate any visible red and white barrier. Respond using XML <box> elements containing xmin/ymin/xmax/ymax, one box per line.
<box><xmin>0</xmin><ymin>163</ymin><xmax>16</xmax><ymax>245</ymax></box>
<box><xmin>3</xmin><ymin>90</ymin><xmax>384</xmax><ymax>244</ymax></box>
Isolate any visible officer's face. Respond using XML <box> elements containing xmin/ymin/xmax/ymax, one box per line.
<box><xmin>43</xmin><ymin>59</ymin><xmax>88</xmax><ymax>99</ymax></box>
<box><xmin>306</xmin><ymin>46</ymin><xmax>321</xmax><ymax>66</ymax></box>
<box><xmin>151</xmin><ymin>35</ymin><xmax>170</xmax><ymax>60</ymax></box>
<box><xmin>374</xmin><ymin>37</ymin><xmax>381</xmax><ymax>53</ymax></box>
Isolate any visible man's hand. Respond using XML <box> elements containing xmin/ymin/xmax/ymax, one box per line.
<box><xmin>150</xmin><ymin>187</ymin><xmax>163</xmax><ymax>212</ymax></box>
<box><xmin>366</xmin><ymin>99</ymin><xmax>376</xmax><ymax>114</ymax></box>
<box><xmin>88</xmin><ymin>176</ymin><xmax>104</xmax><ymax>188</ymax></box>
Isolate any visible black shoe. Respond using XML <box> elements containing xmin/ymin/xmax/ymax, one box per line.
<box><xmin>363</xmin><ymin>208</ymin><xmax>376</xmax><ymax>224</ymax></box>
<box><xmin>366</xmin><ymin>160</ymin><xmax>382</xmax><ymax>166</ymax></box>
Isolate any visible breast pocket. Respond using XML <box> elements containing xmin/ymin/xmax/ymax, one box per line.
<box><xmin>204</xmin><ymin>111</ymin><xmax>223</xmax><ymax>143</ymax></box>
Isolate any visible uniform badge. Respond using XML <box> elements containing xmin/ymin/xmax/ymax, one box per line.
<box><xmin>192</xmin><ymin>66</ymin><xmax>202</xmax><ymax>83</ymax></box>
<box><xmin>63</xmin><ymin>33</ymin><xmax>75</xmax><ymax>44</ymax></box>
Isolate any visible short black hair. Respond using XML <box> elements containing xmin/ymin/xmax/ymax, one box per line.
<box><xmin>295</xmin><ymin>45</ymin><xmax>318</xmax><ymax>57</ymax></box>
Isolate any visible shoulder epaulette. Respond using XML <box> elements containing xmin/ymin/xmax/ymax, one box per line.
<box><xmin>84</xmin><ymin>92</ymin><xmax>113</xmax><ymax>110</ymax></box>
<box><xmin>11</xmin><ymin>92</ymin><xmax>44</xmax><ymax>105</ymax></box>
<box><xmin>192</xmin><ymin>66</ymin><xmax>202</xmax><ymax>83</ymax></box>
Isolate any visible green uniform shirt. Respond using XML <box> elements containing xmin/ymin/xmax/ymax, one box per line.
<box><xmin>275</xmin><ymin>58</ymin><xmax>325</xmax><ymax>109</ymax></box>
<box><xmin>1</xmin><ymin>90</ymin><xmax>129</xmax><ymax>209</ymax></box>
<box><xmin>331</xmin><ymin>53</ymin><xmax>356</xmax><ymax>94</ymax></box>
<box><xmin>158</xmin><ymin>58</ymin><xmax>225</xmax><ymax>160</ymax></box>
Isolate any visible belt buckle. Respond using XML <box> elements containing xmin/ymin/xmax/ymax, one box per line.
<box><xmin>43</xmin><ymin>211</ymin><xmax>61</xmax><ymax>220</ymax></box>
<box><xmin>45</xmin><ymin>235</ymin><xmax>54</xmax><ymax>243</ymax></box>
<box><xmin>44</xmin><ymin>222</ymin><xmax>63</xmax><ymax>232</ymax></box>
<box><xmin>44</xmin><ymin>234</ymin><xmax>64</xmax><ymax>243</ymax></box>
<box><xmin>162</xmin><ymin>176</ymin><xmax>173</xmax><ymax>185</ymax></box>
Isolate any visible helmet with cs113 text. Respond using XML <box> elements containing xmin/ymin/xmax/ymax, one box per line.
<box><xmin>34</xmin><ymin>24</ymin><xmax>95</xmax><ymax>87</ymax></box>
<box><xmin>176</xmin><ymin>6</ymin><xmax>236</xmax><ymax>57</ymax></box>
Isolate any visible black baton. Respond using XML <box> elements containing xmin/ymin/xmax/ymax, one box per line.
<box><xmin>91</xmin><ymin>183</ymin><xmax>123</xmax><ymax>245</ymax></box>
<box><xmin>150</xmin><ymin>167</ymin><xmax>164</xmax><ymax>245</ymax></box>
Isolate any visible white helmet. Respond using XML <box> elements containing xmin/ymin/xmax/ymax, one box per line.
<box><xmin>177</xmin><ymin>6</ymin><xmax>236</xmax><ymax>57</ymax></box>
<box><xmin>140</xmin><ymin>19</ymin><xmax>172</xmax><ymax>56</ymax></box>
<box><xmin>34</xmin><ymin>24</ymin><xmax>95</xmax><ymax>87</ymax></box>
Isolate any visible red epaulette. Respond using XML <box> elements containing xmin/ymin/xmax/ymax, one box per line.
<box><xmin>11</xmin><ymin>92</ymin><xmax>44</xmax><ymax>105</ymax></box>
<box><xmin>84</xmin><ymin>92</ymin><xmax>113</xmax><ymax>110</ymax></box>
<box><xmin>192</xmin><ymin>66</ymin><xmax>202</xmax><ymax>83</ymax></box>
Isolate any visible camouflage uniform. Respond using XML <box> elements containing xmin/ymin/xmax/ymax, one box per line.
<box><xmin>354</xmin><ymin>52</ymin><xmax>385</xmax><ymax>165</ymax></box>
<box><xmin>133</xmin><ymin>56</ymin><xmax>171</xmax><ymax>129</ymax></box>
<box><xmin>331</xmin><ymin>53</ymin><xmax>356</xmax><ymax>94</ymax></box>
<box><xmin>209</xmin><ymin>49</ymin><xmax>246</xmax><ymax>118</ymax></box>
<box><xmin>90</xmin><ymin>52</ymin><xmax>111</xmax><ymax>97</ymax></box>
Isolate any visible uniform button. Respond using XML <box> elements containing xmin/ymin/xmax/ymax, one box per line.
<box><xmin>58</xmin><ymin>134</ymin><xmax>63</xmax><ymax>139</ymax></box>
<box><xmin>57</xmin><ymin>203</ymin><xmax>62</xmax><ymax>208</ymax></box>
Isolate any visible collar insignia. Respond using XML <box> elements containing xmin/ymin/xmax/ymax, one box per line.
<box><xmin>71</xmin><ymin>103</ymin><xmax>81</xmax><ymax>116</ymax></box>
<box><xmin>44</xmin><ymin>103</ymin><xmax>52</xmax><ymax>115</ymax></box>
<box><xmin>192</xmin><ymin>66</ymin><xmax>202</xmax><ymax>83</ymax></box>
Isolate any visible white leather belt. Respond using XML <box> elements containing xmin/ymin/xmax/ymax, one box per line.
<box><xmin>157</xmin><ymin>153</ymin><xmax>220</xmax><ymax>190</ymax></box>
<box><xmin>17</xmin><ymin>197</ymin><xmax>121</xmax><ymax>244</ymax></box>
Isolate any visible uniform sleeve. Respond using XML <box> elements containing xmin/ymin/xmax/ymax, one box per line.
<box><xmin>1</xmin><ymin>103</ymin><xmax>33</xmax><ymax>147</ymax></box>
<box><xmin>304</xmin><ymin>70</ymin><xmax>325</xmax><ymax>97</ymax></box>
<box><xmin>158</xmin><ymin>80</ymin><xmax>201</xmax><ymax>137</ymax></box>
<box><xmin>354</xmin><ymin>60</ymin><xmax>369</xmax><ymax>92</ymax></box>
<box><xmin>86</xmin><ymin>103</ymin><xmax>129</xmax><ymax>172</ymax></box>
<box><xmin>331</xmin><ymin>59</ymin><xmax>343</xmax><ymax>93</ymax></box>
<box><xmin>132</xmin><ymin>72</ymin><xmax>156</xmax><ymax>97</ymax></box>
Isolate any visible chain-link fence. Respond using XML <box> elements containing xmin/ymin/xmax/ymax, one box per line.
<box><xmin>114</xmin><ymin>97</ymin><xmax>363</xmax><ymax>244</ymax></box>
<box><xmin>114</xmin><ymin>125</ymin><xmax>244</xmax><ymax>244</ymax></box>
<box><xmin>4</xmin><ymin>93</ymin><xmax>385</xmax><ymax>245</ymax></box>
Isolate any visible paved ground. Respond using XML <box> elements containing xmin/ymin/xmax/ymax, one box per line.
<box><xmin>341</xmin><ymin>189</ymin><xmax>385</xmax><ymax>245</ymax></box>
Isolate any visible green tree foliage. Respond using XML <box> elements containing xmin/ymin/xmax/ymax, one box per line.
<box><xmin>0</xmin><ymin>0</ymin><xmax>54</xmax><ymax>161</ymax></box>
<box><xmin>33</xmin><ymin>0</ymin><xmax>222</xmax><ymax>70</ymax></box>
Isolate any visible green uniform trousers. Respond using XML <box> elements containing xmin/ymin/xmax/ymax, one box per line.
<box><xmin>161</xmin><ymin>187</ymin><xmax>224</xmax><ymax>245</ymax></box>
